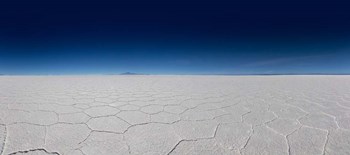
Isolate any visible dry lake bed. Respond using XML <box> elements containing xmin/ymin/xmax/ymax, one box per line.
<box><xmin>0</xmin><ymin>75</ymin><xmax>349</xmax><ymax>155</ymax></box>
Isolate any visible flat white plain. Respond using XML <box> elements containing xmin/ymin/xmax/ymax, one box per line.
<box><xmin>0</xmin><ymin>75</ymin><xmax>349</xmax><ymax>155</ymax></box>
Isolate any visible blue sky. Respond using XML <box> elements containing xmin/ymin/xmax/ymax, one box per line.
<box><xmin>0</xmin><ymin>0</ymin><xmax>349</xmax><ymax>75</ymax></box>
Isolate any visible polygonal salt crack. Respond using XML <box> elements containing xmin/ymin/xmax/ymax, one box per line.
<box><xmin>8</xmin><ymin>148</ymin><xmax>60</xmax><ymax>155</ymax></box>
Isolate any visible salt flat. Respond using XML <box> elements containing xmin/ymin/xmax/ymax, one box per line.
<box><xmin>0</xmin><ymin>75</ymin><xmax>349</xmax><ymax>155</ymax></box>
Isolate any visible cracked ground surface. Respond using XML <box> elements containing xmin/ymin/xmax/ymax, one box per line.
<box><xmin>0</xmin><ymin>75</ymin><xmax>350</xmax><ymax>155</ymax></box>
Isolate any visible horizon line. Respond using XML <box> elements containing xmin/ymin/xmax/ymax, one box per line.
<box><xmin>1</xmin><ymin>73</ymin><xmax>350</xmax><ymax>76</ymax></box>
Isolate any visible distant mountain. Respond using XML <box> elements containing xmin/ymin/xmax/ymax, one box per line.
<box><xmin>120</xmin><ymin>72</ymin><xmax>145</xmax><ymax>75</ymax></box>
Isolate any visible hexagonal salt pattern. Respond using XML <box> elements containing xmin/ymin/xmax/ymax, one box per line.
<box><xmin>0</xmin><ymin>75</ymin><xmax>349</xmax><ymax>154</ymax></box>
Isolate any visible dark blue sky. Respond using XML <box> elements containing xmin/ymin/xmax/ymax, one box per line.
<box><xmin>0</xmin><ymin>0</ymin><xmax>349</xmax><ymax>74</ymax></box>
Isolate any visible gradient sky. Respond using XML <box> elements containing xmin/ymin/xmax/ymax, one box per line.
<box><xmin>0</xmin><ymin>0</ymin><xmax>350</xmax><ymax>75</ymax></box>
